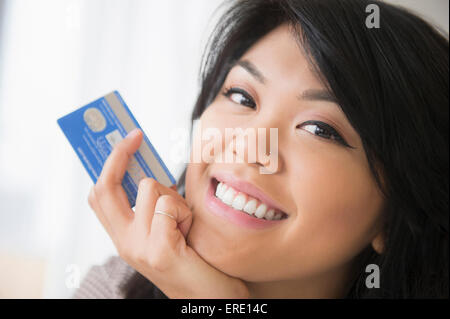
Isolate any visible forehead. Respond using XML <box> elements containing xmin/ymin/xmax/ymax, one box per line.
<box><xmin>238</xmin><ymin>24</ymin><xmax>324</xmax><ymax>90</ymax></box>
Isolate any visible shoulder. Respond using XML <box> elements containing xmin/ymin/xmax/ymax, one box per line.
<box><xmin>72</xmin><ymin>256</ymin><xmax>136</xmax><ymax>299</ymax></box>
<box><xmin>73</xmin><ymin>255</ymin><xmax>168</xmax><ymax>299</ymax></box>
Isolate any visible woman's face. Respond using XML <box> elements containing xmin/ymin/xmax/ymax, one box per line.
<box><xmin>184</xmin><ymin>24</ymin><xmax>384</xmax><ymax>290</ymax></box>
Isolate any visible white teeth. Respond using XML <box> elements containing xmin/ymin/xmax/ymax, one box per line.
<box><xmin>215</xmin><ymin>183</ymin><xmax>223</xmax><ymax>197</ymax></box>
<box><xmin>232</xmin><ymin>194</ymin><xmax>246</xmax><ymax>210</ymax></box>
<box><xmin>265</xmin><ymin>208</ymin><xmax>275</xmax><ymax>220</ymax></box>
<box><xmin>214</xmin><ymin>180</ymin><xmax>285</xmax><ymax>221</ymax></box>
<box><xmin>273</xmin><ymin>212</ymin><xmax>282</xmax><ymax>220</ymax></box>
<box><xmin>216</xmin><ymin>182</ymin><xmax>227</xmax><ymax>198</ymax></box>
<box><xmin>243</xmin><ymin>199</ymin><xmax>258</xmax><ymax>215</ymax></box>
<box><xmin>222</xmin><ymin>187</ymin><xmax>236</xmax><ymax>205</ymax></box>
<box><xmin>254</xmin><ymin>204</ymin><xmax>268</xmax><ymax>219</ymax></box>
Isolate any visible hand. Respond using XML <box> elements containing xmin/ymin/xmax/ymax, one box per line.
<box><xmin>87</xmin><ymin>128</ymin><xmax>249</xmax><ymax>299</ymax></box>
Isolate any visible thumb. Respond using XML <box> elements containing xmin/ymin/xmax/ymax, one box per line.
<box><xmin>100</xmin><ymin>128</ymin><xmax>143</xmax><ymax>185</ymax></box>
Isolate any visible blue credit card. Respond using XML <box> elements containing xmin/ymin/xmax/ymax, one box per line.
<box><xmin>57</xmin><ymin>91</ymin><xmax>176</xmax><ymax>207</ymax></box>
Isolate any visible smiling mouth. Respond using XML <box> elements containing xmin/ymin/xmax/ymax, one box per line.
<box><xmin>211</xmin><ymin>177</ymin><xmax>288</xmax><ymax>221</ymax></box>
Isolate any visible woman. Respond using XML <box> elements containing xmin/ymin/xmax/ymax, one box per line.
<box><xmin>74</xmin><ymin>0</ymin><xmax>448</xmax><ymax>298</ymax></box>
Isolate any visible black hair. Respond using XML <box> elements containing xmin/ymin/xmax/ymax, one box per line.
<box><xmin>128</xmin><ymin>0</ymin><xmax>449</xmax><ymax>298</ymax></box>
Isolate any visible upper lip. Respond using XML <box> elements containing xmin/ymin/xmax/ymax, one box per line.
<box><xmin>211</xmin><ymin>171</ymin><xmax>288</xmax><ymax>215</ymax></box>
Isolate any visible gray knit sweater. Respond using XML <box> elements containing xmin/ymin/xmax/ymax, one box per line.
<box><xmin>73</xmin><ymin>256</ymin><xmax>168</xmax><ymax>299</ymax></box>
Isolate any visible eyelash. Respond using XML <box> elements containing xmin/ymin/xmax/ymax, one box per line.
<box><xmin>222</xmin><ymin>86</ymin><xmax>257</xmax><ymax>108</ymax></box>
<box><xmin>221</xmin><ymin>86</ymin><xmax>353</xmax><ymax>148</ymax></box>
<box><xmin>298</xmin><ymin>121</ymin><xmax>353</xmax><ymax>147</ymax></box>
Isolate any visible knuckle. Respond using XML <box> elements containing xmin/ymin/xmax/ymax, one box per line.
<box><xmin>139</xmin><ymin>177</ymin><xmax>158</xmax><ymax>192</ymax></box>
<box><xmin>147</xmin><ymin>249</ymin><xmax>169</xmax><ymax>273</ymax></box>
<box><xmin>131</xmin><ymin>244</ymin><xmax>148</xmax><ymax>264</ymax></box>
<box><xmin>134</xmin><ymin>251</ymin><xmax>147</xmax><ymax>265</ymax></box>
<box><xmin>93</xmin><ymin>182</ymin><xmax>104</xmax><ymax>197</ymax></box>
<box><xmin>156</xmin><ymin>194</ymin><xmax>176</xmax><ymax>210</ymax></box>
<box><xmin>93</xmin><ymin>180</ymin><xmax>111</xmax><ymax>198</ymax></box>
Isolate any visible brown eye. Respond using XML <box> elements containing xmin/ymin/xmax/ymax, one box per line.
<box><xmin>222</xmin><ymin>87</ymin><xmax>256</xmax><ymax>109</ymax></box>
<box><xmin>298</xmin><ymin>120</ymin><xmax>354</xmax><ymax>148</ymax></box>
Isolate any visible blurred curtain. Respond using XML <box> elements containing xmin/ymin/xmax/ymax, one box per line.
<box><xmin>0</xmin><ymin>0</ymin><xmax>221</xmax><ymax>298</ymax></box>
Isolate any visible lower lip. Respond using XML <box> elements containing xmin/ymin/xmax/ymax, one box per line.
<box><xmin>204</xmin><ymin>178</ymin><xmax>286</xmax><ymax>230</ymax></box>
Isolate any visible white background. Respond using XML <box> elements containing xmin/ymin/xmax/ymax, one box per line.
<box><xmin>0</xmin><ymin>0</ymin><xmax>448</xmax><ymax>298</ymax></box>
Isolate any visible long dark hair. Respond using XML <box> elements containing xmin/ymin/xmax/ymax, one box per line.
<box><xmin>127</xmin><ymin>0</ymin><xmax>449</xmax><ymax>298</ymax></box>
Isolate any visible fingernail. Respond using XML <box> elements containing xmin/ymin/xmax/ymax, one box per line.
<box><xmin>126</xmin><ymin>128</ymin><xmax>140</xmax><ymax>139</ymax></box>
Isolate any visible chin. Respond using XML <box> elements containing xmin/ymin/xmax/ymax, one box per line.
<box><xmin>185</xmin><ymin>217</ymin><xmax>269</xmax><ymax>281</ymax></box>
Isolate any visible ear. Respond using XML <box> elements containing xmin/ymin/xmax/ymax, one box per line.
<box><xmin>371</xmin><ymin>232</ymin><xmax>385</xmax><ymax>254</ymax></box>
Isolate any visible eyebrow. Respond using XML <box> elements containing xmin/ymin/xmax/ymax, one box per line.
<box><xmin>234</xmin><ymin>60</ymin><xmax>267</xmax><ymax>84</ymax></box>
<box><xmin>298</xmin><ymin>89</ymin><xmax>338</xmax><ymax>103</ymax></box>
<box><xmin>233</xmin><ymin>59</ymin><xmax>337</xmax><ymax>103</ymax></box>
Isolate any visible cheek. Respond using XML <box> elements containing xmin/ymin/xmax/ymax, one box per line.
<box><xmin>185</xmin><ymin>162</ymin><xmax>205</xmax><ymax>209</ymax></box>
<box><xmin>184</xmin><ymin>164</ymin><xmax>194</xmax><ymax>207</ymax></box>
<box><xmin>198</xmin><ymin>103</ymin><xmax>229</xmax><ymax>129</ymax></box>
<box><xmin>185</xmin><ymin>104</ymin><xmax>235</xmax><ymax>208</ymax></box>
<box><xmin>286</xmin><ymin>150</ymin><xmax>384</xmax><ymax>268</ymax></box>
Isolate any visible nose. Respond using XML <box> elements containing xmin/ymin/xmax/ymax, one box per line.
<box><xmin>225</xmin><ymin>124</ymin><xmax>281</xmax><ymax>175</ymax></box>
